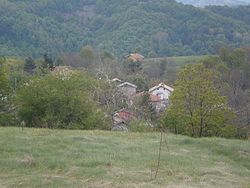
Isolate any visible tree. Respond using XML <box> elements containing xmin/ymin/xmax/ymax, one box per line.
<box><xmin>163</xmin><ymin>63</ymin><xmax>235</xmax><ymax>138</ymax></box>
<box><xmin>202</xmin><ymin>47</ymin><xmax>250</xmax><ymax>138</ymax></box>
<box><xmin>0</xmin><ymin>57</ymin><xmax>11</xmax><ymax>114</ymax></box>
<box><xmin>133</xmin><ymin>92</ymin><xmax>156</xmax><ymax>122</ymax></box>
<box><xmin>43</xmin><ymin>53</ymin><xmax>54</xmax><ymax>69</ymax></box>
<box><xmin>24</xmin><ymin>57</ymin><xmax>36</xmax><ymax>74</ymax></box>
<box><xmin>219</xmin><ymin>48</ymin><xmax>250</xmax><ymax>138</ymax></box>
<box><xmin>126</xmin><ymin>74</ymin><xmax>149</xmax><ymax>92</ymax></box>
<box><xmin>124</xmin><ymin>61</ymin><xmax>142</xmax><ymax>74</ymax></box>
<box><xmin>0</xmin><ymin>57</ymin><xmax>14</xmax><ymax>126</ymax></box>
<box><xmin>80</xmin><ymin>45</ymin><xmax>96</xmax><ymax>69</ymax></box>
<box><xmin>16</xmin><ymin>71</ymin><xmax>108</xmax><ymax>129</ymax></box>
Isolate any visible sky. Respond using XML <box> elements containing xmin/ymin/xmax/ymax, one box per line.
<box><xmin>175</xmin><ymin>0</ymin><xmax>250</xmax><ymax>7</ymax></box>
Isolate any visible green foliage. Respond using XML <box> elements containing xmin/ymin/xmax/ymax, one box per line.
<box><xmin>80</xmin><ymin>45</ymin><xmax>96</xmax><ymax>69</ymax></box>
<box><xmin>207</xmin><ymin>5</ymin><xmax>250</xmax><ymax>25</ymax></box>
<box><xmin>126</xmin><ymin>74</ymin><xmax>149</xmax><ymax>92</ymax></box>
<box><xmin>100</xmin><ymin>51</ymin><xmax>114</xmax><ymax>61</ymax></box>
<box><xmin>0</xmin><ymin>57</ymin><xmax>10</xmax><ymax>100</ymax></box>
<box><xmin>0</xmin><ymin>1</ymin><xmax>250</xmax><ymax>57</ymax></box>
<box><xmin>0</xmin><ymin>57</ymin><xmax>12</xmax><ymax>125</ymax></box>
<box><xmin>43</xmin><ymin>54</ymin><xmax>54</xmax><ymax>69</ymax></box>
<box><xmin>133</xmin><ymin>92</ymin><xmax>156</xmax><ymax>122</ymax></box>
<box><xmin>16</xmin><ymin>72</ymin><xmax>108</xmax><ymax>129</ymax></box>
<box><xmin>219</xmin><ymin>47</ymin><xmax>247</xmax><ymax>68</ymax></box>
<box><xmin>163</xmin><ymin>63</ymin><xmax>236</xmax><ymax>138</ymax></box>
<box><xmin>123</xmin><ymin>60</ymin><xmax>143</xmax><ymax>74</ymax></box>
<box><xmin>23</xmin><ymin>57</ymin><xmax>36</xmax><ymax>74</ymax></box>
<box><xmin>202</xmin><ymin>47</ymin><xmax>250</xmax><ymax>138</ymax></box>
<box><xmin>129</xmin><ymin>119</ymin><xmax>153</xmax><ymax>132</ymax></box>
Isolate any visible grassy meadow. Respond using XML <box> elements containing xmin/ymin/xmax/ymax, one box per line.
<box><xmin>145</xmin><ymin>55</ymin><xmax>213</xmax><ymax>64</ymax></box>
<box><xmin>143</xmin><ymin>55</ymin><xmax>213</xmax><ymax>84</ymax></box>
<box><xmin>0</xmin><ymin>127</ymin><xmax>249</xmax><ymax>188</ymax></box>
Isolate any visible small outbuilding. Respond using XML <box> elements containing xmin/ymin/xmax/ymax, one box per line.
<box><xmin>117</xmin><ymin>82</ymin><xmax>137</xmax><ymax>99</ymax></box>
<box><xmin>111</xmin><ymin>109</ymin><xmax>135</xmax><ymax>131</ymax></box>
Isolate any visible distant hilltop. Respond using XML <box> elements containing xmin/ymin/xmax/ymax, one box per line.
<box><xmin>176</xmin><ymin>0</ymin><xmax>250</xmax><ymax>7</ymax></box>
<box><xmin>1</xmin><ymin>0</ymin><xmax>250</xmax><ymax>57</ymax></box>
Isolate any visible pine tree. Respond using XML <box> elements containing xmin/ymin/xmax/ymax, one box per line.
<box><xmin>24</xmin><ymin>57</ymin><xmax>36</xmax><ymax>74</ymax></box>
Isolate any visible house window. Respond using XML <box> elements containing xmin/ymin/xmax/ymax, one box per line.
<box><xmin>157</xmin><ymin>93</ymin><xmax>164</xmax><ymax>100</ymax></box>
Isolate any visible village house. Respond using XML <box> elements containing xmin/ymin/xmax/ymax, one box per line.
<box><xmin>149</xmin><ymin>83</ymin><xmax>174</xmax><ymax>101</ymax></box>
<box><xmin>117</xmin><ymin>82</ymin><xmax>137</xmax><ymax>99</ymax></box>
<box><xmin>148</xmin><ymin>83</ymin><xmax>174</xmax><ymax>112</ymax></box>
<box><xmin>125</xmin><ymin>53</ymin><xmax>144</xmax><ymax>62</ymax></box>
<box><xmin>148</xmin><ymin>93</ymin><xmax>163</xmax><ymax>113</ymax></box>
<box><xmin>111</xmin><ymin>81</ymin><xmax>174</xmax><ymax>131</ymax></box>
<box><xmin>135</xmin><ymin>91</ymin><xmax>165</xmax><ymax>113</ymax></box>
<box><xmin>111</xmin><ymin>109</ymin><xmax>135</xmax><ymax>131</ymax></box>
<box><xmin>112</xmin><ymin>78</ymin><xmax>122</xmax><ymax>83</ymax></box>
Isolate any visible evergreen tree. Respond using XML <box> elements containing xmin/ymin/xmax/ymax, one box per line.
<box><xmin>43</xmin><ymin>53</ymin><xmax>54</xmax><ymax>69</ymax></box>
<box><xmin>24</xmin><ymin>57</ymin><xmax>36</xmax><ymax>74</ymax></box>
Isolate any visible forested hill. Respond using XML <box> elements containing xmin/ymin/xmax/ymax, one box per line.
<box><xmin>206</xmin><ymin>5</ymin><xmax>250</xmax><ymax>25</ymax></box>
<box><xmin>0</xmin><ymin>0</ymin><xmax>250</xmax><ymax>57</ymax></box>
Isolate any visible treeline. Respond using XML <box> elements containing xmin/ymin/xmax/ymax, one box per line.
<box><xmin>0</xmin><ymin>54</ymin><xmax>111</xmax><ymax>130</ymax></box>
<box><xmin>206</xmin><ymin>5</ymin><xmax>250</xmax><ymax>25</ymax></box>
<box><xmin>0</xmin><ymin>0</ymin><xmax>250</xmax><ymax>57</ymax></box>
<box><xmin>0</xmin><ymin>46</ymin><xmax>249</xmax><ymax>138</ymax></box>
<box><xmin>163</xmin><ymin>47</ymin><xmax>250</xmax><ymax>138</ymax></box>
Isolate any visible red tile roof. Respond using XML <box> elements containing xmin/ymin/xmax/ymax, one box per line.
<box><xmin>126</xmin><ymin>53</ymin><xmax>144</xmax><ymax>62</ymax></box>
<box><xmin>118</xmin><ymin>111</ymin><xmax>133</xmax><ymax>122</ymax></box>
<box><xmin>114</xmin><ymin>109</ymin><xmax>135</xmax><ymax>123</ymax></box>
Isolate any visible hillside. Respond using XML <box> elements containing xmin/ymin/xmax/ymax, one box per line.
<box><xmin>176</xmin><ymin>0</ymin><xmax>250</xmax><ymax>7</ymax></box>
<box><xmin>206</xmin><ymin>5</ymin><xmax>250</xmax><ymax>25</ymax></box>
<box><xmin>0</xmin><ymin>127</ymin><xmax>249</xmax><ymax>187</ymax></box>
<box><xmin>0</xmin><ymin>0</ymin><xmax>250</xmax><ymax>57</ymax></box>
<box><xmin>143</xmin><ymin>55</ymin><xmax>210</xmax><ymax>83</ymax></box>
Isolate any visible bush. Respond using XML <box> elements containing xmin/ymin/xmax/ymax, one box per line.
<box><xmin>129</xmin><ymin>120</ymin><xmax>154</xmax><ymax>132</ymax></box>
<box><xmin>16</xmin><ymin>71</ymin><xmax>109</xmax><ymax>130</ymax></box>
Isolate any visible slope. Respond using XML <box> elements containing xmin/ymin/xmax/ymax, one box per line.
<box><xmin>206</xmin><ymin>5</ymin><xmax>250</xmax><ymax>25</ymax></box>
<box><xmin>0</xmin><ymin>0</ymin><xmax>250</xmax><ymax>57</ymax></box>
<box><xmin>0</xmin><ymin>127</ymin><xmax>249</xmax><ymax>188</ymax></box>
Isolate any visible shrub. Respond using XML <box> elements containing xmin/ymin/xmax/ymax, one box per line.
<box><xmin>16</xmin><ymin>71</ymin><xmax>109</xmax><ymax>130</ymax></box>
<box><xmin>129</xmin><ymin>119</ymin><xmax>154</xmax><ymax>132</ymax></box>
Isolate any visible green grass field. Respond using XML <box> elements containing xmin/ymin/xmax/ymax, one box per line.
<box><xmin>0</xmin><ymin>127</ymin><xmax>249</xmax><ymax>188</ymax></box>
<box><xmin>146</xmin><ymin>55</ymin><xmax>212</xmax><ymax>64</ymax></box>
<box><xmin>143</xmin><ymin>55</ymin><xmax>214</xmax><ymax>84</ymax></box>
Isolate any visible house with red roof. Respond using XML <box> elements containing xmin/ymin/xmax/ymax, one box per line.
<box><xmin>125</xmin><ymin>53</ymin><xmax>144</xmax><ymax>62</ymax></box>
<box><xmin>111</xmin><ymin>109</ymin><xmax>136</xmax><ymax>131</ymax></box>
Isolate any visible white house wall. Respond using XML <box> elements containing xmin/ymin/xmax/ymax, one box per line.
<box><xmin>151</xmin><ymin>87</ymin><xmax>171</xmax><ymax>100</ymax></box>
